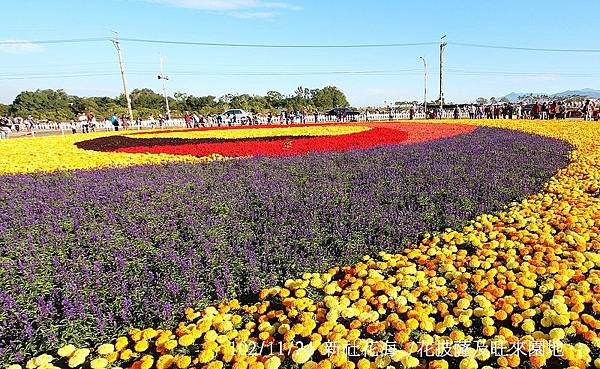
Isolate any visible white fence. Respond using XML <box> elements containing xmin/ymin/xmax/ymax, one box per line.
<box><xmin>8</xmin><ymin>110</ymin><xmax>471</xmax><ymax>135</ymax></box>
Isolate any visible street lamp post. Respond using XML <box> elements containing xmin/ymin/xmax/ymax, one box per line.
<box><xmin>419</xmin><ymin>56</ymin><xmax>427</xmax><ymax>114</ymax></box>
<box><xmin>439</xmin><ymin>35</ymin><xmax>447</xmax><ymax>112</ymax></box>
<box><xmin>157</xmin><ymin>53</ymin><xmax>171</xmax><ymax>121</ymax></box>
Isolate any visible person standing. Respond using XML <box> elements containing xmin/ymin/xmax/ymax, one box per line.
<box><xmin>313</xmin><ymin>110</ymin><xmax>319</xmax><ymax>124</ymax></box>
<box><xmin>121</xmin><ymin>115</ymin><xmax>129</xmax><ymax>130</ymax></box>
<box><xmin>541</xmin><ymin>102</ymin><xmax>548</xmax><ymax>120</ymax></box>
<box><xmin>549</xmin><ymin>101</ymin><xmax>556</xmax><ymax>120</ymax></box>
<box><xmin>559</xmin><ymin>102</ymin><xmax>566</xmax><ymax>119</ymax></box>
<box><xmin>111</xmin><ymin>113</ymin><xmax>119</xmax><ymax>131</ymax></box>
<box><xmin>584</xmin><ymin>100</ymin><xmax>593</xmax><ymax>121</ymax></box>
<box><xmin>533</xmin><ymin>102</ymin><xmax>541</xmax><ymax>119</ymax></box>
<box><xmin>184</xmin><ymin>111</ymin><xmax>192</xmax><ymax>128</ymax></box>
<box><xmin>0</xmin><ymin>116</ymin><xmax>11</xmax><ymax>139</ymax></box>
<box><xmin>83</xmin><ymin>111</ymin><xmax>93</xmax><ymax>133</ymax></box>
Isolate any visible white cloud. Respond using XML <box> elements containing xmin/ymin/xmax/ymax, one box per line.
<box><xmin>141</xmin><ymin>0</ymin><xmax>300</xmax><ymax>17</ymax></box>
<box><xmin>0</xmin><ymin>40</ymin><xmax>44</xmax><ymax>54</ymax></box>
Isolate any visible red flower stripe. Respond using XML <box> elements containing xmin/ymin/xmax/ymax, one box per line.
<box><xmin>115</xmin><ymin>127</ymin><xmax>409</xmax><ymax>157</ymax></box>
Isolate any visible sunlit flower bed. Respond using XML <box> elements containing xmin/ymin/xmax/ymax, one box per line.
<box><xmin>1</xmin><ymin>120</ymin><xmax>587</xmax><ymax>369</ymax></box>
<box><xmin>0</xmin><ymin>123</ymin><xmax>474</xmax><ymax>175</ymax></box>
<box><xmin>0</xmin><ymin>130</ymin><xmax>220</xmax><ymax>175</ymax></box>
<box><xmin>75</xmin><ymin>124</ymin><xmax>476</xmax><ymax>158</ymax></box>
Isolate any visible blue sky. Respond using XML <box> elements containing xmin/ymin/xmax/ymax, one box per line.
<box><xmin>1</xmin><ymin>0</ymin><xmax>599</xmax><ymax>106</ymax></box>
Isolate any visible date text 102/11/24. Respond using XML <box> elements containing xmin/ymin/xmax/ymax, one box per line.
<box><xmin>230</xmin><ymin>339</ymin><xmax>564</xmax><ymax>358</ymax></box>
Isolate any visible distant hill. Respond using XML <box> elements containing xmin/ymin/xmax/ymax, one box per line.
<box><xmin>552</xmin><ymin>88</ymin><xmax>600</xmax><ymax>98</ymax></box>
<box><xmin>502</xmin><ymin>88</ymin><xmax>600</xmax><ymax>102</ymax></box>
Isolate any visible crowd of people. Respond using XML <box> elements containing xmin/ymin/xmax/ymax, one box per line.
<box><xmin>181</xmin><ymin>108</ymin><xmax>325</xmax><ymax>128</ymax></box>
<box><xmin>407</xmin><ymin>99</ymin><xmax>598</xmax><ymax>121</ymax></box>
<box><xmin>462</xmin><ymin>101</ymin><xmax>570</xmax><ymax>120</ymax></box>
<box><xmin>1</xmin><ymin>99</ymin><xmax>597</xmax><ymax>139</ymax></box>
<box><xmin>0</xmin><ymin>115</ymin><xmax>38</xmax><ymax>138</ymax></box>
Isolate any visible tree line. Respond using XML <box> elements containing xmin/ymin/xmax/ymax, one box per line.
<box><xmin>0</xmin><ymin>86</ymin><xmax>349</xmax><ymax>121</ymax></box>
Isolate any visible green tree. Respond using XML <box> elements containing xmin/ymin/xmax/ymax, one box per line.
<box><xmin>10</xmin><ymin>89</ymin><xmax>73</xmax><ymax>120</ymax></box>
<box><xmin>3</xmin><ymin>85</ymin><xmax>351</xmax><ymax>120</ymax></box>
<box><xmin>266</xmin><ymin>91</ymin><xmax>284</xmax><ymax>109</ymax></box>
<box><xmin>311</xmin><ymin>86</ymin><xmax>348</xmax><ymax>110</ymax></box>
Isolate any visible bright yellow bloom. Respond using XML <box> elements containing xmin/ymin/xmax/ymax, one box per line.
<box><xmin>96</xmin><ymin>344</ymin><xmax>115</xmax><ymax>356</ymax></box>
<box><xmin>33</xmin><ymin>355</ymin><xmax>54</xmax><ymax>367</ymax></box>
<box><xmin>264</xmin><ymin>356</ymin><xmax>282</xmax><ymax>369</ymax></box>
<box><xmin>90</xmin><ymin>358</ymin><xmax>108</xmax><ymax>369</ymax></box>
<box><xmin>178</xmin><ymin>334</ymin><xmax>195</xmax><ymax>347</ymax></box>
<box><xmin>198</xmin><ymin>349</ymin><xmax>215</xmax><ymax>363</ymax></box>
<box><xmin>164</xmin><ymin>340</ymin><xmax>178</xmax><ymax>350</ymax></box>
<box><xmin>134</xmin><ymin>340</ymin><xmax>149</xmax><ymax>352</ymax></box>
<box><xmin>156</xmin><ymin>354</ymin><xmax>174</xmax><ymax>369</ymax></box>
<box><xmin>67</xmin><ymin>349</ymin><xmax>90</xmax><ymax>368</ymax></box>
<box><xmin>57</xmin><ymin>345</ymin><xmax>77</xmax><ymax>358</ymax></box>
<box><xmin>115</xmin><ymin>337</ymin><xmax>129</xmax><ymax>351</ymax></box>
<box><xmin>174</xmin><ymin>355</ymin><xmax>191</xmax><ymax>369</ymax></box>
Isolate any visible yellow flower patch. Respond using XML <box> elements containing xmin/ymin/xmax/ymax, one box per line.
<box><xmin>0</xmin><ymin>130</ymin><xmax>215</xmax><ymax>175</ymax></box>
<box><xmin>126</xmin><ymin>125</ymin><xmax>369</xmax><ymax>140</ymax></box>
<box><xmin>0</xmin><ymin>125</ymin><xmax>369</xmax><ymax>175</ymax></box>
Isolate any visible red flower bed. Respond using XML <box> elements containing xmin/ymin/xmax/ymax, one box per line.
<box><xmin>364</xmin><ymin>122</ymin><xmax>477</xmax><ymax>144</ymax></box>
<box><xmin>77</xmin><ymin>123</ymin><xmax>477</xmax><ymax>158</ymax></box>
<box><xmin>114</xmin><ymin>127</ymin><xmax>409</xmax><ymax>157</ymax></box>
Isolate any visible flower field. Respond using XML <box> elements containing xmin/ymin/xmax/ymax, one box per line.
<box><xmin>1</xmin><ymin>120</ymin><xmax>599</xmax><ymax>369</ymax></box>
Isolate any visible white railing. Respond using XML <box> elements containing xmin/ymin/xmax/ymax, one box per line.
<box><xmin>7</xmin><ymin>111</ymin><xmax>474</xmax><ymax>135</ymax></box>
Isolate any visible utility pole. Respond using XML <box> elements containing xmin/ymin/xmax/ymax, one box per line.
<box><xmin>439</xmin><ymin>35</ymin><xmax>447</xmax><ymax>112</ymax></box>
<box><xmin>158</xmin><ymin>53</ymin><xmax>171</xmax><ymax>121</ymax></box>
<box><xmin>419</xmin><ymin>56</ymin><xmax>427</xmax><ymax>113</ymax></box>
<box><xmin>111</xmin><ymin>32</ymin><xmax>134</xmax><ymax>121</ymax></box>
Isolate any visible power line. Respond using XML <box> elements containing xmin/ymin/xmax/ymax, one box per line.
<box><xmin>447</xmin><ymin>69</ymin><xmax>596</xmax><ymax>77</ymax></box>
<box><xmin>449</xmin><ymin>42</ymin><xmax>600</xmax><ymax>53</ymax></box>
<box><xmin>4</xmin><ymin>68</ymin><xmax>599</xmax><ymax>80</ymax></box>
<box><xmin>0</xmin><ymin>37</ymin><xmax>109</xmax><ymax>45</ymax></box>
<box><xmin>2</xmin><ymin>37</ymin><xmax>600</xmax><ymax>53</ymax></box>
<box><xmin>119</xmin><ymin>38</ymin><xmax>439</xmax><ymax>48</ymax></box>
<box><xmin>0</xmin><ymin>73</ymin><xmax>117</xmax><ymax>80</ymax></box>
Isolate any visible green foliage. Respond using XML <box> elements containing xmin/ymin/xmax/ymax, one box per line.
<box><xmin>3</xmin><ymin>86</ymin><xmax>350</xmax><ymax>120</ymax></box>
<box><xmin>10</xmin><ymin>89</ymin><xmax>73</xmax><ymax>121</ymax></box>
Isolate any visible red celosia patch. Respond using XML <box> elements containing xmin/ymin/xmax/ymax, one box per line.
<box><xmin>114</xmin><ymin>127</ymin><xmax>408</xmax><ymax>157</ymax></box>
<box><xmin>78</xmin><ymin>123</ymin><xmax>477</xmax><ymax>158</ymax></box>
<box><xmin>363</xmin><ymin>122</ymin><xmax>477</xmax><ymax>144</ymax></box>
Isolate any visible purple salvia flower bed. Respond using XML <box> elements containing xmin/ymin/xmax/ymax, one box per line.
<box><xmin>0</xmin><ymin>127</ymin><xmax>571</xmax><ymax>362</ymax></box>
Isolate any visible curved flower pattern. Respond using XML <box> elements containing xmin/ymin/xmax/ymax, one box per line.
<box><xmin>0</xmin><ymin>123</ymin><xmax>474</xmax><ymax>174</ymax></box>
<box><xmin>0</xmin><ymin>122</ymin><xmax>577</xmax><ymax>369</ymax></box>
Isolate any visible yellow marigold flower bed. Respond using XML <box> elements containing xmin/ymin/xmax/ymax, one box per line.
<box><xmin>0</xmin><ymin>130</ymin><xmax>218</xmax><ymax>174</ymax></box>
<box><xmin>0</xmin><ymin>125</ymin><xmax>368</xmax><ymax>175</ymax></box>
<box><xmin>10</xmin><ymin>120</ymin><xmax>600</xmax><ymax>369</ymax></box>
<box><xmin>127</xmin><ymin>125</ymin><xmax>369</xmax><ymax>140</ymax></box>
